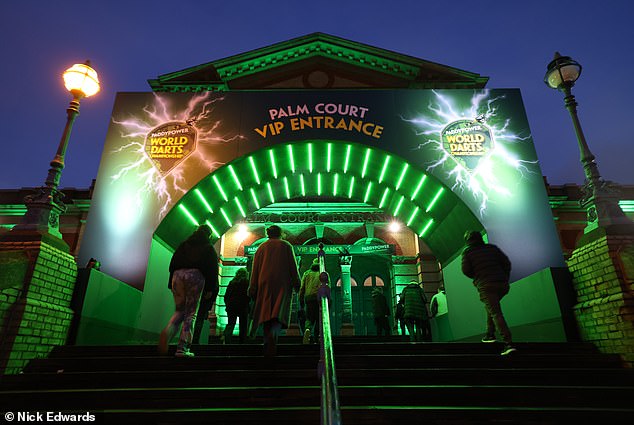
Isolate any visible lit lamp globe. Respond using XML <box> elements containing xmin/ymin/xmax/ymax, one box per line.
<box><xmin>544</xmin><ymin>52</ymin><xmax>581</xmax><ymax>91</ymax></box>
<box><xmin>63</xmin><ymin>62</ymin><xmax>100</xmax><ymax>98</ymax></box>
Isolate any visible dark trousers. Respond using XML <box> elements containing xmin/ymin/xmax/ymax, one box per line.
<box><xmin>398</xmin><ymin>318</ymin><xmax>407</xmax><ymax>339</ymax></box>
<box><xmin>263</xmin><ymin>319</ymin><xmax>282</xmax><ymax>357</ymax></box>
<box><xmin>404</xmin><ymin>317</ymin><xmax>432</xmax><ymax>342</ymax></box>
<box><xmin>478</xmin><ymin>281</ymin><xmax>512</xmax><ymax>344</ymax></box>
<box><xmin>304</xmin><ymin>294</ymin><xmax>320</xmax><ymax>340</ymax></box>
<box><xmin>374</xmin><ymin>316</ymin><xmax>391</xmax><ymax>337</ymax></box>
<box><xmin>224</xmin><ymin>306</ymin><xmax>249</xmax><ymax>343</ymax></box>
<box><xmin>192</xmin><ymin>295</ymin><xmax>214</xmax><ymax>344</ymax></box>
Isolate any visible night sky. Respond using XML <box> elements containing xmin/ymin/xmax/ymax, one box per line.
<box><xmin>1</xmin><ymin>0</ymin><xmax>632</xmax><ymax>190</ymax></box>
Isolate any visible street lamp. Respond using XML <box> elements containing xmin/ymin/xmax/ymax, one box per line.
<box><xmin>545</xmin><ymin>52</ymin><xmax>630</xmax><ymax>233</ymax></box>
<box><xmin>11</xmin><ymin>61</ymin><xmax>100</xmax><ymax>247</ymax></box>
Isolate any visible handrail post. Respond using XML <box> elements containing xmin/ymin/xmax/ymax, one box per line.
<box><xmin>317</xmin><ymin>243</ymin><xmax>342</xmax><ymax>425</ymax></box>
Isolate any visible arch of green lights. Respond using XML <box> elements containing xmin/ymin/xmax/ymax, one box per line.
<box><xmin>154</xmin><ymin>141</ymin><xmax>483</xmax><ymax>264</ymax></box>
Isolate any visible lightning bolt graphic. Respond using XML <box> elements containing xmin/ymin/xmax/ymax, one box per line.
<box><xmin>110</xmin><ymin>93</ymin><xmax>242</xmax><ymax>219</ymax></box>
<box><xmin>404</xmin><ymin>90</ymin><xmax>537</xmax><ymax>216</ymax></box>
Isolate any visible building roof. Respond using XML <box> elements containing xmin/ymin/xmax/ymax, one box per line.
<box><xmin>148</xmin><ymin>32</ymin><xmax>488</xmax><ymax>92</ymax></box>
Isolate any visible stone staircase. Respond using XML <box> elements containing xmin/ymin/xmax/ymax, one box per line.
<box><xmin>1</xmin><ymin>337</ymin><xmax>633</xmax><ymax>424</ymax></box>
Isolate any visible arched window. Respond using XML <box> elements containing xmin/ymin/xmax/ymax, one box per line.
<box><xmin>336</xmin><ymin>277</ymin><xmax>357</xmax><ymax>287</ymax></box>
<box><xmin>363</xmin><ymin>275</ymin><xmax>384</xmax><ymax>287</ymax></box>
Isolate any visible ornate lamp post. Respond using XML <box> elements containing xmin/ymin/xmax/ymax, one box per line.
<box><xmin>11</xmin><ymin>61</ymin><xmax>100</xmax><ymax>246</ymax></box>
<box><xmin>544</xmin><ymin>52</ymin><xmax>630</xmax><ymax>233</ymax></box>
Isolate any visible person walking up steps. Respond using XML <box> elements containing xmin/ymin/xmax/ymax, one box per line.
<box><xmin>158</xmin><ymin>225</ymin><xmax>218</xmax><ymax>358</ymax></box>
<box><xmin>461</xmin><ymin>231</ymin><xmax>516</xmax><ymax>356</ymax></box>
<box><xmin>249</xmin><ymin>225</ymin><xmax>301</xmax><ymax>357</ymax></box>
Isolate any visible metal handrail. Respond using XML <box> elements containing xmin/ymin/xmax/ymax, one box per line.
<box><xmin>316</xmin><ymin>243</ymin><xmax>342</xmax><ymax>425</ymax></box>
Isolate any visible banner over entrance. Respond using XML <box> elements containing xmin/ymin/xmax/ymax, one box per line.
<box><xmin>244</xmin><ymin>244</ymin><xmax>395</xmax><ymax>256</ymax></box>
<box><xmin>80</xmin><ymin>89</ymin><xmax>564</xmax><ymax>288</ymax></box>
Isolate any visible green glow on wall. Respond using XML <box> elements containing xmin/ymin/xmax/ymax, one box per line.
<box><xmin>379</xmin><ymin>155</ymin><xmax>391</xmax><ymax>184</ymax></box>
<box><xmin>407</xmin><ymin>206</ymin><xmax>419</xmax><ymax>226</ymax></box>
<box><xmin>250</xmin><ymin>188</ymin><xmax>260</xmax><ymax>210</ymax></box>
<box><xmin>235</xmin><ymin>198</ymin><xmax>246</xmax><ymax>217</ymax></box>
<box><xmin>364</xmin><ymin>182</ymin><xmax>373</xmax><ymax>204</ymax></box>
<box><xmin>213</xmin><ymin>175</ymin><xmax>228</xmax><ymax>202</ymax></box>
<box><xmin>426</xmin><ymin>187</ymin><xmax>445</xmax><ymax>213</ymax></box>
<box><xmin>205</xmin><ymin>220</ymin><xmax>221</xmax><ymax>239</ymax></box>
<box><xmin>396</xmin><ymin>164</ymin><xmax>409</xmax><ymax>191</ymax></box>
<box><xmin>284</xmin><ymin>177</ymin><xmax>291</xmax><ymax>199</ymax></box>
<box><xmin>361</xmin><ymin>149</ymin><xmax>371</xmax><ymax>178</ymax></box>
<box><xmin>229</xmin><ymin>165</ymin><xmax>243</xmax><ymax>191</ymax></box>
<box><xmin>220</xmin><ymin>207</ymin><xmax>232</xmax><ymax>227</ymax></box>
<box><xmin>348</xmin><ymin>176</ymin><xmax>355</xmax><ymax>198</ymax></box>
<box><xmin>327</xmin><ymin>143</ymin><xmax>332</xmax><ymax>172</ymax></box>
<box><xmin>317</xmin><ymin>173</ymin><xmax>322</xmax><ymax>196</ymax></box>
<box><xmin>267</xmin><ymin>182</ymin><xmax>275</xmax><ymax>203</ymax></box>
<box><xmin>300</xmin><ymin>174</ymin><xmax>306</xmax><ymax>197</ymax></box>
<box><xmin>333</xmin><ymin>173</ymin><xmax>339</xmax><ymax>196</ymax></box>
<box><xmin>269</xmin><ymin>150</ymin><xmax>278</xmax><ymax>179</ymax></box>
<box><xmin>179</xmin><ymin>204</ymin><xmax>198</xmax><ymax>226</ymax></box>
<box><xmin>249</xmin><ymin>157</ymin><xmax>261</xmax><ymax>185</ymax></box>
<box><xmin>194</xmin><ymin>188</ymin><xmax>213</xmax><ymax>213</ymax></box>
<box><xmin>411</xmin><ymin>175</ymin><xmax>427</xmax><ymax>201</ymax></box>
<box><xmin>420</xmin><ymin>218</ymin><xmax>434</xmax><ymax>237</ymax></box>
<box><xmin>344</xmin><ymin>145</ymin><xmax>351</xmax><ymax>174</ymax></box>
<box><xmin>308</xmin><ymin>143</ymin><xmax>313</xmax><ymax>173</ymax></box>
<box><xmin>393</xmin><ymin>196</ymin><xmax>404</xmax><ymax>216</ymax></box>
<box><xmin>288</xmin><ymin>145</ymin><xmax>295</xmax><ymax>173</ymax></box>
<box><xmin>379</xmin><ymin>187</ymin><xmax>390</xmax><ymax>209</ymax></box>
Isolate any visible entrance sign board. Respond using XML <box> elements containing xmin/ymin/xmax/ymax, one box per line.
<box><xmin>244</xmin><ymin>244</ymin><xmax>395</xmax><ymax>256</ymax></box>
<box><xmin>80</xmin><ymin>89</ymin><xmax>564</xmax><ymax>288</ymax></box>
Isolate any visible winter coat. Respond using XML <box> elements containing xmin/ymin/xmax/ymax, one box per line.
<box><xmin>299</xmin><ymin>266</ymin><xmax>321</xmax><ymax>305</ymax></box>
<box><xmin>461</xmin><ymin>241</ymin><xmax>511</xmax><ymax>287</ymax></box>
<box><xmin>371</xmin><ymin>291</ymin><xmax>390</xmax><ymax>318</ymax></box>
<box><xmin>169</xmin><ymin>232</ymin><xmax>219</xmax><ymax>297</ymax></box>
<box><xmin>401</xmin><ymin>283</ymin><xmax>429</xmax><ymax>320</ymax></box>
<box><xmin>248</xmin><ymin>238</ymin><xmax>301</xmax><ymax>329</ymax></box>
<box><xmin>224</xmin><ymin>275</ymin><xmax>250</xmax><ymax>315</ymax></box>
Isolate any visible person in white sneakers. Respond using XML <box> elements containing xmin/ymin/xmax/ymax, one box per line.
<box><xmin>461</xmin><ymin>231</ymin><xmax>516</xmax><ymax>356</ymax></box>
<box><xmin>158</xmin><ymin>225</ymin><xmax>219</xmax><ymax>358</ymax></box>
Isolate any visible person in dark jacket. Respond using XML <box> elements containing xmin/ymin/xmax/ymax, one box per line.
<box><xmin>158</xmin><ymin>225</ymin><xmax>219</xmax><ymax>357</ymax></box>
<box><xmin>395</xmin><ymin>295</ymin><xmax>407</xmax><ymax>340</ymax></box>
<box><xmin>371</xmin><ymin>287</ymin><xmax>391</xmax><ymax>338</ymax></box>
<box><xmin>461</xmin><ymin>231</ymin><xmax>516</xmax><ymax>356</ymax></box>
<box><xmin>401</xmin><ymin>280</ymin><xmax>430</xmax><ymax>342</ymax></box>
<box><xmin>223</xmin><ymin>268</ymin><xmax>250</xmax><ymax>344</ymax></box>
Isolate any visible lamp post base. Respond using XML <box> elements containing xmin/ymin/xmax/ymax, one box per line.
<box><xmin>581</xmin><ymin>179</ymin><xmax>632</xmax><ymax>235</ymax></box>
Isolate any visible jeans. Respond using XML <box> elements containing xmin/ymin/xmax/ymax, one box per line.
<box><xmin>478</xmin><ymin>281</ymin><xmax>512</xmax><ymax>344</ymax></box>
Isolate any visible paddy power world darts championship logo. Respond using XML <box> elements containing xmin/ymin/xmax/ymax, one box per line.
<box><xmin>144</xmin><ymin>121</ymin><xmax>197</xmax><ymax>175</ymax></box>
<box><xmin>441</xmin><ymin>119</ymin><xmax>492</xmax><ymax>170</ymax></box>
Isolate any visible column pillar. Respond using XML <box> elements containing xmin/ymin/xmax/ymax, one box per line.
<box><xmin>339</xmin><ymin>255</ymin><xmax>354</xmax><ymax>336</ymax></box>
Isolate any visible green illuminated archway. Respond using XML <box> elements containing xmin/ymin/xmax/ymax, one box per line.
<box><xmin>154</xmin><ymin>141</ymin><xmax>483</xmax><ymax>264</ymax></box>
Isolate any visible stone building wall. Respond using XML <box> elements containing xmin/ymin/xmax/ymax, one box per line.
<box><xmin>0</xmin><ymin>240</ymin><xmax>77</xmax><ymax>374</ymax></box>
<box><xmin>566</xmin><ymin>232</ymin><xmax>634</xmax><ymax>367</ymax></box>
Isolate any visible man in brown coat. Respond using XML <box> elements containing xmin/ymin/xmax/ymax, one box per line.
<box><xmin>249</xmin><ymin>225</ymin><xmax>301</xmax><ymax>357</ymax></box>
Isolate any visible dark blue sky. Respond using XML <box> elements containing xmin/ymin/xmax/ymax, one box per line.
<box><xmin>1</xmin><ymin>0</ymin><xmax>632</xmax><ymax>189</ymax></box>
